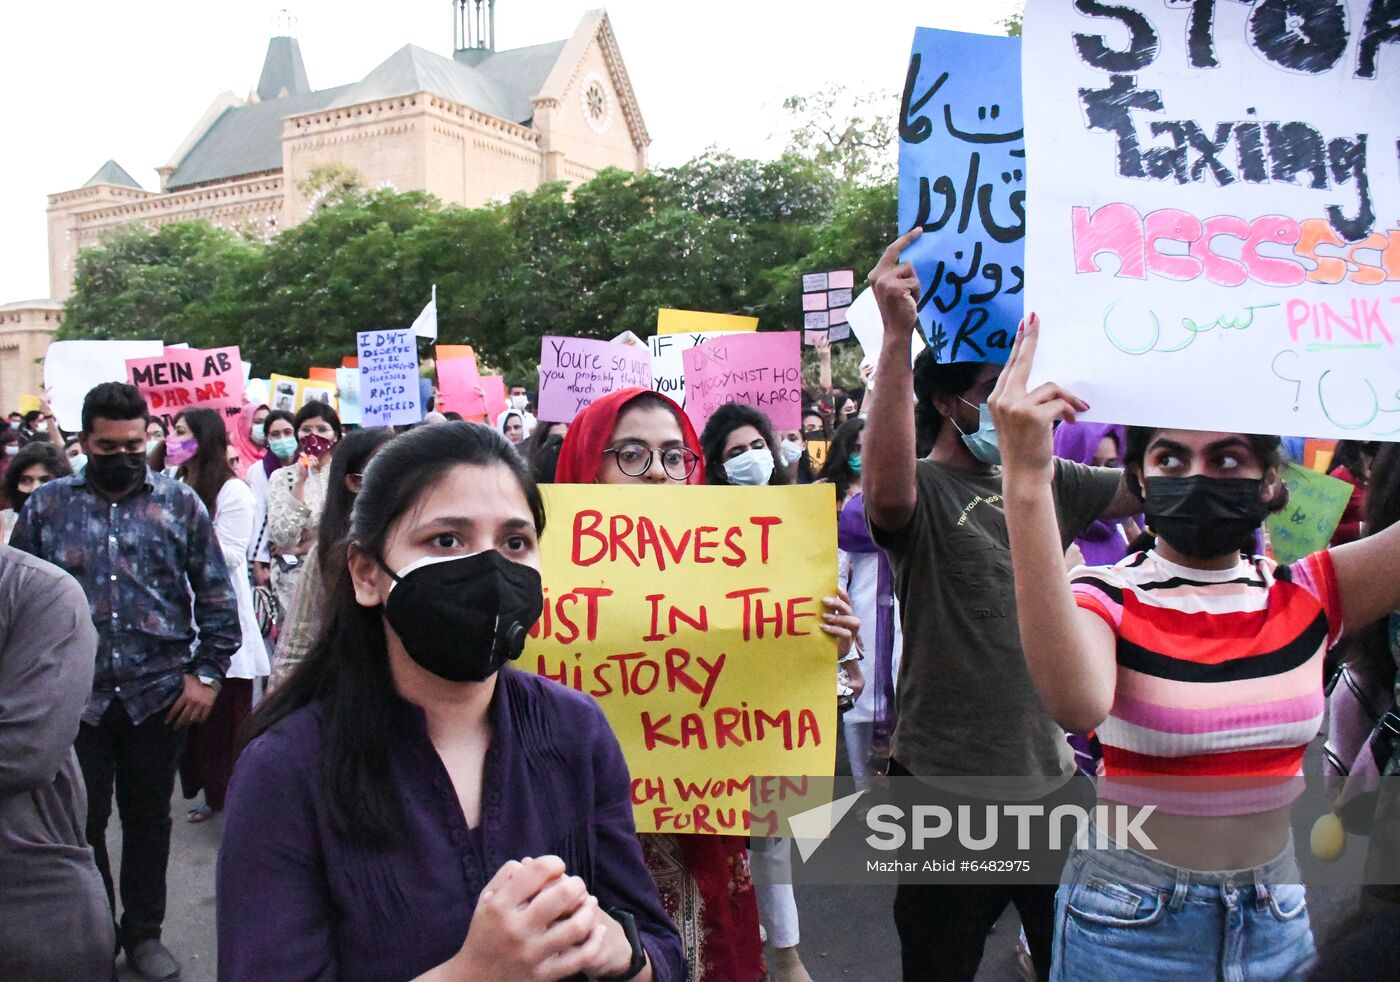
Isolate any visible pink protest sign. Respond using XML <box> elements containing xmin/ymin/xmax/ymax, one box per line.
<box><xmin>478</xmin><ymin>375</ymin><xmax>508</xmax><ymax>423</ymax></box>
<box><xmin>437</xmin><ymin>349</ymin><xmax>484</xmax><ymax>418</ymax></box>
<box><xmin>126</xmin><ymin>345</ymin><xmax>245</xmax><ymax>429</ymax></box>
<box><xmin>681</xmin><ymin>332</ymin><xmax>802</xmax><ymax>431</ymax></box>
<box><xmin>537</xmin><ymin>336</ymin><xmax>653</xmax><ymax>422</ymax></box>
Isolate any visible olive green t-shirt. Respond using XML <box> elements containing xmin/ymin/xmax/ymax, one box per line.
<box><xmin>870</xmin><ymin>457</ymin><xmax>1120</xmax><ymax>779</ymax></box>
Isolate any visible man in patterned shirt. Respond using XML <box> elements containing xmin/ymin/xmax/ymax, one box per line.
<box><xmin>11</xmin><ymin>381</ymin><xmax>241</xmax><ymax>982</ymax></box>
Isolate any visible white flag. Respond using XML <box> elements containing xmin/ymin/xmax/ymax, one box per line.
<box><xmin>411</xmin><ymin>284</ymin><xmax>438</xmax><ymax>341</ymax></box>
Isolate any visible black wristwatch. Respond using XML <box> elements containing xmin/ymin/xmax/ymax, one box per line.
<box><xmin>597</xmin><ymin>908</ymin><xmax>646</xmax><ymax>981</ymax></box>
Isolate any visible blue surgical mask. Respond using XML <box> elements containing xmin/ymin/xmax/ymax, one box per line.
<box><xmin>953</xmin><ymin>398</ymin><xmax>1001</xmax><ymax>465</ymax></box>
<box><xmin>847</xmin><ymin>453</ymin><xmax>862</xmax><ymax>476</ymax></box>
<box><xmin>70</xmin><ymin>453</ymin><xmax>87</xmax><ymax>474</ymax></box>
<box><xmin>251</xmin><ymin>422</ymin><xmax>266</xmax><ymax>445</ymax></box>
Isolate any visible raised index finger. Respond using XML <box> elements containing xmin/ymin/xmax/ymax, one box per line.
<box><xmin>876</xmin><ymin>227</ymin><xmax>924</xmax><ymax>271</ymax></box>
<box><xmin>1001</xmin><ymin>312</ymin><xmax>1041</xmax><ymax>398</ymax></box>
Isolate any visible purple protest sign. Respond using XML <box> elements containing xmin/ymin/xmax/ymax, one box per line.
<box><xmin>681</xmin><ymin>332</ymin><xmax>802</xmax><ymax>431</ymax></box>
<box><xmin>537</xmin><ymin>336</ymin><xmax>653</xmax><ymax>422</ymax></box>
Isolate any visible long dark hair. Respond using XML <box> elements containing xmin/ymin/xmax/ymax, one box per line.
<box><xmin>315</xmin><ymin>428</ymin><xmax>396</xmax><ymax>581</ymax></box>
<box><xmin>242</xmin><ymin>422</ymin><xmax>546</xmax><ymax>847</ymax></box>
<box><xmin>699</xmin><ymin>403</ymin><xmax>790</xmax><ymax>487</ymax></box>
<box><xmin>1339</xmin><ymin>443</ymin><xmax>1400</xmax><ymax>684</ymax></box>
<box><xmin>818</xmin><ymin>417</ymin><xmax>865</xmax><ymax>503</ymax></box>
<box><xmin>175</xmin><ymin>408</ymin><xmax>235</xmax><ymax>520</ymax></box>
<box><xmin>4</xmin><ymin>442</ymin><xmax>71</xmax><ymax>505</ymax></box>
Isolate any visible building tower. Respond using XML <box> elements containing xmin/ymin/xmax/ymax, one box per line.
<box><xmin>453</xmin><ymin>0</ymin><xmax>496</xmax><ymax>55</ymax></box>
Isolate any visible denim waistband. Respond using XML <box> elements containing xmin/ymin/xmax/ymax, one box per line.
<box><xmin>1069</xmin><ymin>820</ymin><xmax>1300</xmax><ymax>887</ymax></box>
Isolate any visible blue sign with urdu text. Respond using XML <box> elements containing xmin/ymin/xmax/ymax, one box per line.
<box><xmin>898</xmin><ymin>28</ymin><xmax>1024</xmax><ymax>364</ymax></box>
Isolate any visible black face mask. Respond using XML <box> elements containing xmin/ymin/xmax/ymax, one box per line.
<box><xmin>85</xmin><ymin>451</ymin><xmax>147</xmax><ymax>495</ymax></box>
<box><xmin>1144</xmin><ymin>476</ymin><xmax>1271</xmax><ymax>560</ymax></box>
<box><xmin>378</xmin><ymin>550</ymin><xmax>544</xmax><ymax>683</ymax></box>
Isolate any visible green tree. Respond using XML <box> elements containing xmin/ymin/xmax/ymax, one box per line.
<box><xmin>61</xmin><ymin>222</ymin><xmax>262</xmax><ymax>349</ymax></box>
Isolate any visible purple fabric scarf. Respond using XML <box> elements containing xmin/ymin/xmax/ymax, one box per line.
<box><xmin>838</xmin><ymin>494</ymin><xmax>897</xmax><ymax>744</ymax></box>
<box><xmin>1053</xmin><ymin>421</ymin><xmax>1134</xmax><ymax>566</ymax></box>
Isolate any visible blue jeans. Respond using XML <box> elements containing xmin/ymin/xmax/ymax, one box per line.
<box><xmin>1051</xmin><ymin>825</ymin><xmax>1314</xmax><ymax>981</ymax></box>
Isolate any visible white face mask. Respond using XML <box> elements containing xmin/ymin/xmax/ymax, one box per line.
<box><xmin>510</xmin><ymin>394</ymin><xmax>529</xmax><ymax>411</ymax></box>
<box><xmin>35</xmin><ymin>421</ymin><xmax>48</xmax><ymax>433</ymax></box>
<box><xmin>722</xmin><ymin>446</ymin><xmax>775</xmax><ymax>487</ymax></box>
<box><xmin>780</xmin><ymin>439</ymin><xmax>804</xmax><ymax>466</ymax></box>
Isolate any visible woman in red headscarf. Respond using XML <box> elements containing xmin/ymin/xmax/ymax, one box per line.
<box><xmin>557</xmin><ymin>388</ymin><xmax>857</xmax><ymax>982</ymax></box>
<box><xmin>558</xmin><ymin>389</ymin><xmax>759</xmax><ymax>979</ymax></box>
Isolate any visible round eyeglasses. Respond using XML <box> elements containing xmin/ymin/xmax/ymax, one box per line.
<box><xmin>602</xmin><ymin>442</ymin><xmax>700</xmax><ymax>481</ymax></box>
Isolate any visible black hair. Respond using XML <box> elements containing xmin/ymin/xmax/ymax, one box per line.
<box><xmin>174</xmin><ymin>408</ymin><xmax>235</xmax><ymax>520</ymax></box>
<box><xmin>442</xmin><ymin>411</ymin><xmax>464</xmax><ymax>422</ymax></box>
<box><xmin>1120</xmin><ymin>427</ymin><xmax>1288</xmax><ymax>556</ymax></box>
<box><xmin>530</xmin><ymin>433</ymin><xmax>565</xmax><ymax>484</ymax></box>
<box><xmin>1337</xmin><ymin>443</ymin><xmax>1400</xmax><ymax>685</ymax></box>
<box><xmin>145</xmin><ymin>414</ymin><xmax>166</xmax><ymax>435</ymax></box>
<box><xmin>5</xmin><ymin>442</ymin><xmax>71</xmax><ymax>505</ymax></box>
<box><xmin>293</xmin><ymin>400</ymin><xmax>343</xmax><ymax>441</ymax></box>
<box><xmin>699</xmin><ymin>403</ymin><xmax>790</xmax><ymax>487</ymax></box>
<box><xmin>243</xmin><ymin>422</ymin><xmax>546</xmax><ymax>847</ymax></box>
<box><xmin>801</xmin><ymin>406</ymin><xmax>829</xmax><ymax>439</ymax></box>
<box><xmin>81</xmin><ymin>382</ymin><xmax>147</xmax><ymax>433</ymax></box>
<box><xmin>315</xmin><ymin>428</ymin><xmax>396</xmax><ymax>581</ymax></box>
<box><xmin>911</xmin><ymin>351</ymin><xmax>987</xmax><ymax>452</ymax></box>
<box><xmin>818</xmin><ymin>417</ymin><xmax>865</xmax><ymax>503</ymax></box>
<box><xmin>262</xmin><ymin>409</ymin><xmax>296</xmax><ymax>434</ymax></box>
<box><xmin>1331</xmin><ymin>441</ymin><xmax>1379</xmax><ymax>481</ymax></box>
<box><xmin>22</xmin><ymin>410</ymin><xmax>41</xmax><ymax>426</ymax></box>
<box><xmin>1121</xmin><ymin>427</ymin><xmax>1287</xmax><ymax>507</ymax></box>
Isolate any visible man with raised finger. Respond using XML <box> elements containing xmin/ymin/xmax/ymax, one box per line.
<box><xmin>861</xmin><ymin>231</ymin><xmax>1142</xmax><ymax>982</ymax></box>
<box><xmin>10</xmin><ymin>381</ymin><xmax>240</xmax><ymax>982</ymax></box>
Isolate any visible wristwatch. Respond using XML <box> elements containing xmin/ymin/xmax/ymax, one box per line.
<box><xmin>195</xmin><ymin>673</ymin><xmax>222</xmax><ymax>695</ymax></box>
<box><xmin>597</xmin><ymin>909</ymin><xmax>646</xmax><ymax>981</ymax></box>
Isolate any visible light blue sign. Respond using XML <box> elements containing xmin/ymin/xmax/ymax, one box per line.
<box><xmin>898</xmin><ymin>28</ymin><xmax>1024</xmax><ymax>364</ymax></box>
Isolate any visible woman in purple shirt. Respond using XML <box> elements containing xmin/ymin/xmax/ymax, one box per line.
<box><xmin>217</xmin><ymin>422</ymin><xmax>682</xmax><ymax>981</ymax></box>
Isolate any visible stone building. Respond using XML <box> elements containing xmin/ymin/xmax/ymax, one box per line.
<box><xmin>45</xmin><ymin>4</ymin><xmax>648</xmax><ymax>304</ymax></box>
<box><xmin>0</xmin><ymin>300</ymin><xmax>64</xmax><ymax>408</ymax></box>
<box><xmin>1</xmin><ymin>4</ymin><xmax>647</xmax><ymax>407</ymax></box>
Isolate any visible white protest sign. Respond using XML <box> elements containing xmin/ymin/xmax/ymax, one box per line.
<box><xmin>357</xmin><ymin>329</ymin><xmax>421</xmax><ymax>427</ymax></box>
<box><xmin>847</xmin><ymin>288</ymin><xmax>926</xmax><ymax>369</ymax></box>
<box><xmin>1024</xmin><ymin>0</ymin><xmax>1399</xmax><ymax>439</ymax></box>
<box><xmin>43</xmin><ymin>339</ymin><xmax>164</xmax><ymax>431</ymax></box>
<box><xmin>648</xmin><ymin>331</ymin><xmax>743</xmax><ymax>408</ymax></box>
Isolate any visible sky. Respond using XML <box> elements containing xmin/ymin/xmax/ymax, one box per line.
<box><xmin>0</xmin><ymin>1</ymin><xmax>1018</xmax><ymax>303</ymax></box>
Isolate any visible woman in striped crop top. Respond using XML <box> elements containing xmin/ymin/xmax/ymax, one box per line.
<box><xmin>990</xmin><ymin>316</ymin><xmax>1400</xmax><ymax>982</ymax></box>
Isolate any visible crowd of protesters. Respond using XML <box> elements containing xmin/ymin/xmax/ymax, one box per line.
<box><xmin>1</xmin><ymin>231</ymin><xmax>1398</xmax><ymax>982</ymax></box>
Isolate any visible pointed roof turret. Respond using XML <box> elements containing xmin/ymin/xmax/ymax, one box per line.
<box><xmin>257</xmin><ymin>35</ymin><xmax>310</xmax><ymax>101</ymax></box>
<box><xmin>83</xmin><ymin>160</ymin><xmax>143</xmax><ymax>189</ymax></box>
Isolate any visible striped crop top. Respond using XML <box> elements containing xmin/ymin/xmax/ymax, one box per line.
<box><xmin>1072</xmin><ymin>549</ymin><xmax>1343</xmax><ymax>816</ymax></box>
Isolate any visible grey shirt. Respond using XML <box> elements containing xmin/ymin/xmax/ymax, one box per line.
<box><xmin>0</xmin><ymin>545</ymin><xmax>114</xmax><ymax>980</ymax></box>
<box><xmin>871</xmin><ymin>457</ymin><xmax>1120</xmax><ymax>780</ymax></box>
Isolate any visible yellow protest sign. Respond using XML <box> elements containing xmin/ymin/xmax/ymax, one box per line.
<box><xmin>656</xmin><ymin>308</ymin><xmax>759</xmax><ymax>335</ymax></box>
<box><xmin>269</xmin><ymin>374</ymin><xmax>337</xmax><ymax>413</ymax></box>
<box><xmin>17</xmin><ymin>394</ymin><xmax>41</xmax><ymax>414</ymax></box>
<box><xmin>527</xmin><ymin>484</ymin><xmax>837</xmax><ymax>834</ymax></box>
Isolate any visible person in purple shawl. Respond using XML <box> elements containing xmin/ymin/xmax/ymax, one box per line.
<box><xmin>1052</xmin><ymin>422</ymin><xmax>1138</xmax><ymax>567</ymax></box>
<box><xmin>837</xmin><ymin>492</ymin><xmax>901</xmax><ymax>792</ymax></box>
<box><xmin>1051</xmin><ymin>422</ymin><xmax>1139</xmax><ymax>778</ymax></box>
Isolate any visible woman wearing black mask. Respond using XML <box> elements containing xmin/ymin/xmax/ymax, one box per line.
<box><xmin>1</xmin><ymin>443</ymin><xmax>71</xmax><ymax>543</ymax></box>
<box><xmin>992</xmin><ymin>316</ymin><xmax>1400</xmax><ymax>980</ymax></box>
<box><xmin>219</xmin><ymin>422</ymin><xmax>682</xmax><ymax>981</ymax></box>
<box><xmin>269</xmin><ymin>427</ymin><xmax>395</xmax><ymax>688</ymax></box>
